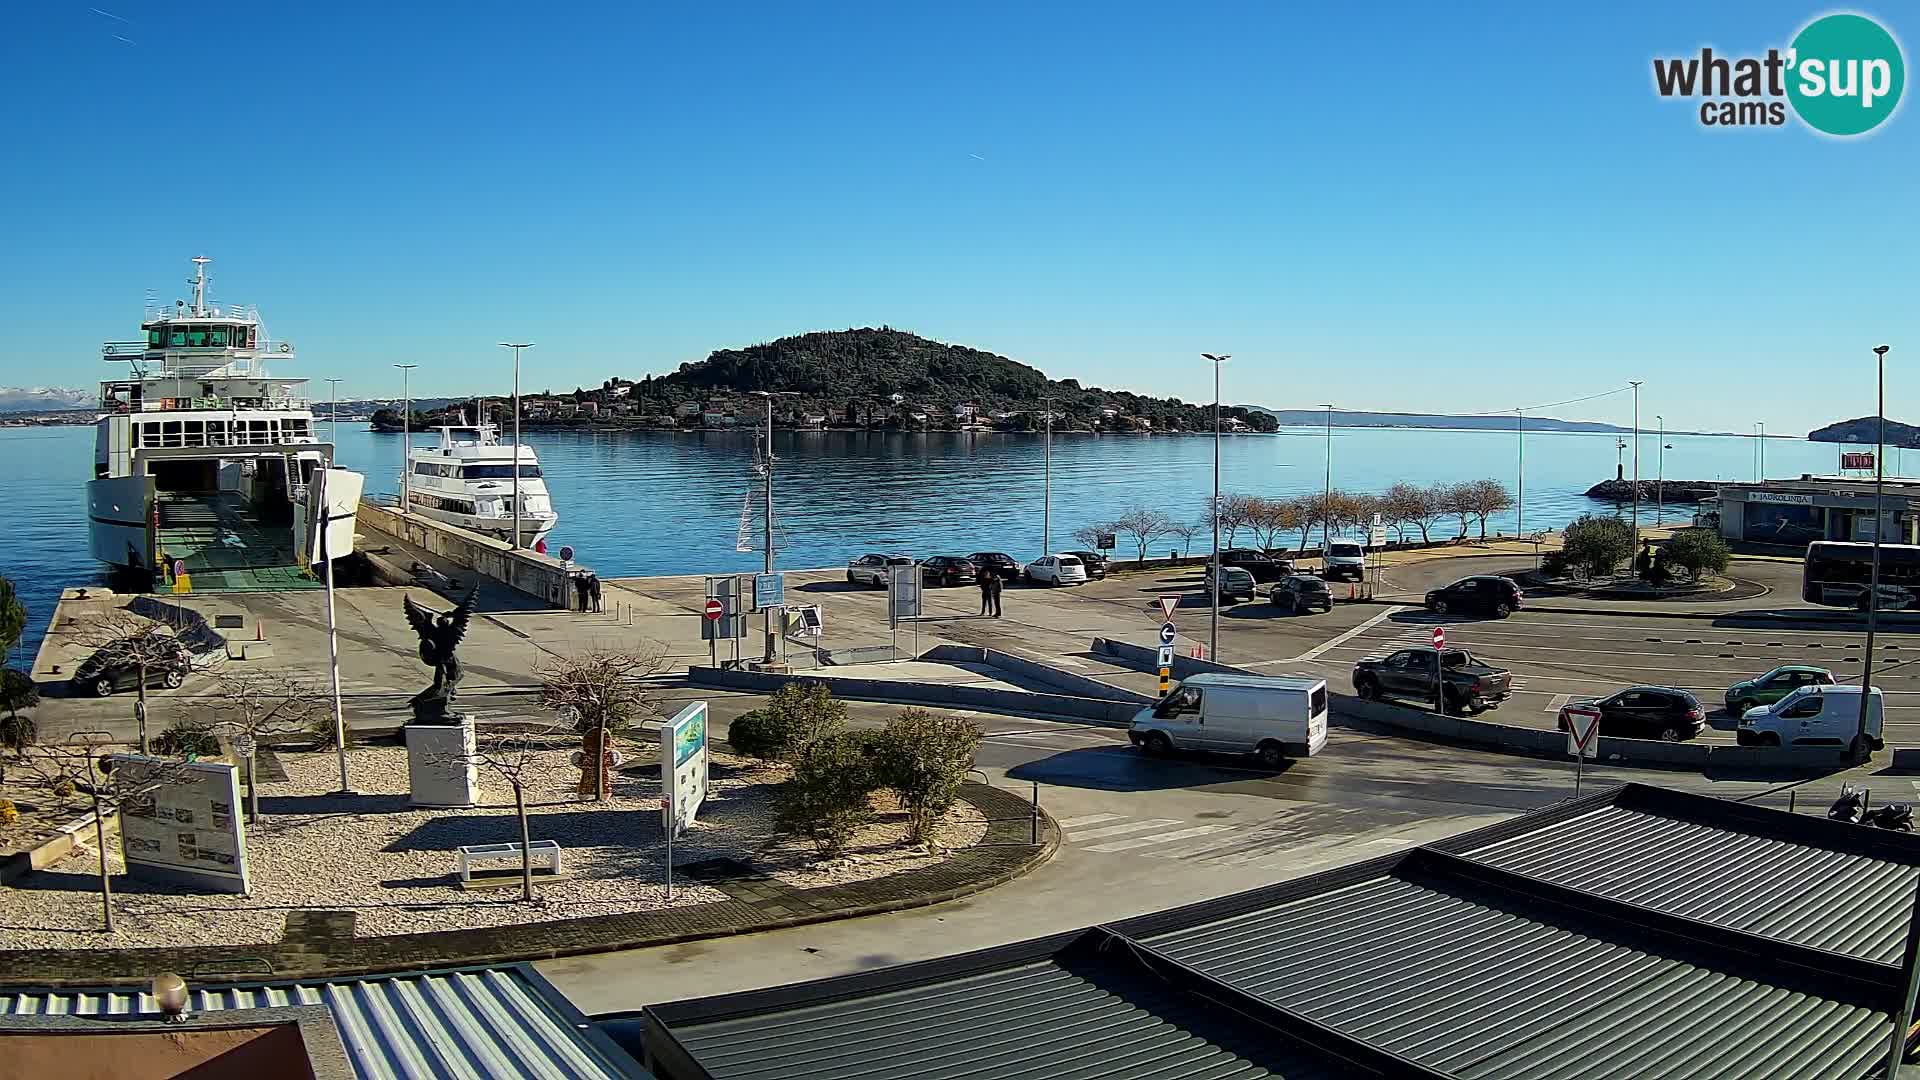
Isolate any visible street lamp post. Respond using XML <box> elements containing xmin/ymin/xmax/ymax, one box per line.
<box><xmin>1042</xmin><ymin>395</ymin><xmax>1054</xmax><ymax>554</ymax></box>
<box><xmin>1514</xmin><ymin>407</ymin><xmax>1525</xmax><ymax>537</ymax></box>
<box><xmin>498</xmin><ymin>343</ymin><xmax>534</xmax><ymax>549</ymax></box>
<box><xmin>1629</xmin><ymin>381</ymin><xmax>1643</xmax><ymax>550</ymax></box>
<box><xmin>394</xmin><ymin>364</ymin><xmax>417</xmax><ymax>511</ymax></box>
<box><xmin>1860</xmin><ymin>345</ymin><xmax>1893</xmax><ymax>762</ymax></box>
<box><xmin>1758</xmin><ymin>421</ymin><xmax>1767</xmax><ymax>481</ymax></box>
<box><xmin>1201</xmin><ymin>354</ymin><xmax>1230</xmax><ymax>662</ymax></box>
<box><xmin>751</xmin><ymin>391</ymin><xmax>795</xmax><ymax>666</ymax></box>
<box><xmin>1320</xmin><ymin>404</ymin><xmax>1334</xmax><ymax>558</ymax></box>
<box><xmin>324</xmin><ymin>378</ymin><xmax>342</xmax><ymax>447</ymax></box>
<box><xmin>1655</xmin><ymin>415</ymin><xmax>1664</xmax><ymax>525</ymax></box>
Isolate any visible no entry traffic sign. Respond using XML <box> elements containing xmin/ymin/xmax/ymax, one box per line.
<box><xmin>1432</xmin><ymin>626</ymin><xmax>1446</xmax><ymax>649</ymax></box>
<box><xmin>703</xmin><ymin>599</ymin><xmax>724</xmax><ymax>621</ymax></box>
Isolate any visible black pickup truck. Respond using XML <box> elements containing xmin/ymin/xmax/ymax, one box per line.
<box><xmin>1352</xmin><ymin>647</ymin><xmax>1514</xmax><ymax>715</ymax></box>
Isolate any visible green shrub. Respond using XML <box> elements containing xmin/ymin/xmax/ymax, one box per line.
<box><xmin>305</xmin><ymin>711</ymin><xmax>355</xmax><ymax>750</ymax></box>
<box><xmin>1538</xmin><ymin>551</ymin><xmax>1569</xmax><ymax>579</ymax></box>
<box><xmin>0</xmin><ymin>669</ymin><xmax>37</xmax><ymax>753</ymax></box>
<box><xmin>153</xmin><ymin>720</ymin><xmax>221</xmax><ymax>758</ymax></box>
<box><xmin>0</xmin><ymin>798</ymin><xmax>17</xmax><ymax>826</ymax></box>
<box><xmin>726</xmin><ymin>709</ymin><xmax>780</xmax><ymax>758</ymax></box>
<box><xmin>872</xmin><ymin>709</ymin><xmax>982</xmax><ymax>845</ymax></box>
<box><xmin>734</xmin><ymin>683</ymin><xmax>847</xmax><ymax>761</ymax></box>
<box><xmin>1661</xmin><ymin>529</ymin><xmax>1730</xmax><ymax>579</ymax></box>
<box><xmin>1561</xmin><ymin>515</ymin><xmax>1634</xmax><ymax>578</ymax></box>
<box><xmin>775</xmin><ymin>730</ymin><xmax>881</xmax><ymax>856</ymax></box>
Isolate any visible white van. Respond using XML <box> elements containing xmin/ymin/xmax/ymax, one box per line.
<box><xmin>1737</xmin><ymin>685</ymin><xmax>1884</xmax><ymax>751</ymax></box>
<box><xmin>1324</xmin><ymin>542</ymin><xmax>1366</xmax><ymax>582</ymax></box>
<box><xmin>1128</xmin><ymin>673</ymin><xmax>1328</xmax><ymax>766</ymax></box>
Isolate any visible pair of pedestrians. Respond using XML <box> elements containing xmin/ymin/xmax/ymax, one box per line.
<box><xmin>977</xmin><ymin>570</ymin><xmax>1003</xmax><ymax>617</ymax></box>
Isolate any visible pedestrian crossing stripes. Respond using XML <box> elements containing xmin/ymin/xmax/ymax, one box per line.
<box><xmin>1058</xmin><ymin>811</ymin><xmax>1412</xmax><ymax>868</ymax></box>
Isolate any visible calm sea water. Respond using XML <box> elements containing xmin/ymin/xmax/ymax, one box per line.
<box><xmin>1</xmin><ymin>422</ymin><xmax>1856</xmax><ymax>658</ymax></box>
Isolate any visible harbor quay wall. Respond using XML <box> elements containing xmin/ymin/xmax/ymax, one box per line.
<box><xmin>356</xmin><ymin>501</ymin><xmax>576</xmax><ymax>610</ymax></box>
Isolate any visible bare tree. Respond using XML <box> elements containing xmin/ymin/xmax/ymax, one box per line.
<box><xmin>1465</xmin><ymin>479</ymin><xmax>1515</xmax><ymax>540</ymax></box>
<box><xmin>1111</xmin><ymin>506</ymin><xmax>1174</xmax><ymax>563</ymax></box>
<box><xmin>1071</xmin><ymin>522</ymin><xmax>1114</xmax><ymax>551</ymax></box>
<box><xmin>537</xmin><ymin>647</ymin><xmax>667</xmax><ymax>801</ymax></box>
<box><xmin>1292</xmin><ymin>496</ymin><xmax>1325</xmax><ymax>555</ymax></box>
<box><xmin>1210</xmin><ymin>494</ymin><xmax>1255</xmax><ymax>548</ymax></box>
<box><xmin>431</xmin><ymin>722</ymin><xmax>570</xmax><ymax>903</ymax></box>
<box><xmin>63</xmin><ymin>609</ymin><xmax>208</xmax><ymax>754</ymax></box>
<box><xmin>206</xmin><ymin>667</ymin><xmax>327</xmax><ymax>825</ymax></box>
<box><xmin>1439</xmin><ymin>482</ymin><xmax>1476</xmax><ymax>540</ymax></box>
<box><xmin>1166</xmin><ymin>521</ymin><xmax>1200</xmax><ymax>558</ymax></box>
<box><xmin>1378</xmin><ymin>482</ymin><xmax>1424</xmax><ymax>542</ymax></box>
<box><xmin>16</xmin><ymin>733</ymin><xmax>192</xmax><ymax>932</ymax></box>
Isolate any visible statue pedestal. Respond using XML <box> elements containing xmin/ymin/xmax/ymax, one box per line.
<box><xmin>406</xmin><ymin>718</ymin><xmax>478</xmax><ymax>808</ymax></box>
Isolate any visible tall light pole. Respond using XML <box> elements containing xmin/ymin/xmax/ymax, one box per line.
<box><xmin>1655</xmin><ymin>415</ymin><xmax>1665</xmax><ymax>525</ymax></box>
<box><xmin>1042</xmin><ymin>395</ymin><xmax>1054</xmax><ymax>554</ymax></box>
<box><xmin>394</xmin><ymin>364</ymin><xmax>417</xmax><ymax>511</ymax></box>
<box><xmin>1514</xmin><ymin>407</ymin><xmax>1525</xmax><ymax>537</ymax></box>
<box><xmin>498</xmin><ymin>343</ymin><xmax>534</xmax><ymax>548</ymax></box>
<box><xmin>1758</xmin><ymin>421</ymin><xmax>1767</xmax><ymax>480</ymax></box>
<box><xmin>1319</xmin><ymin>405</ymin><xmax>1335</xmax><ymax>560</ymax></box>
<box><xmin>1629</xmin><ymin>380</ymin><xmax>1643</xmax><ymax>551</ymax></box>
<box><xmin>752</xmin><ymin>391</ymin><xmax>795</xmax><ymax>666</ymax></box>
<box><xmin>1860</xmin><ymin>345</ymin><xmax>1892</xmax><ymax>762</ymax></box>
<box><xmin>324</xmin><ymin>378</ymin><xmax>342</xmax><ymax>447</ymax></box>
<box><xmin>1201</xmin><ymin>354</ymin><xmax>1230</xmax><ymax>661</ymax></box>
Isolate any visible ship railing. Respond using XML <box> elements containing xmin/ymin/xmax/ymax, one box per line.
<box><xmin>104</xmin><ymin>396</ymin><xmax>312</xmax><ymax>413</ymax></box>
<box><xmin>133</xmin><ymin>427</ymin><xmax>321</xmax><ymax>450</ymax></box>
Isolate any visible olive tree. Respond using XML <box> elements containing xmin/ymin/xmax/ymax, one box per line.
<box><xmin>1465</xmin><ymin>479</ymin><xmax>1515</xmax><ymax>540</ymax></box>
<box><xmin>1661</xmin><ymin>529</ymin><xmax>1730</xmax><ymax>580</ymax></box>
<box><xmin>1561</xmin><ymin>515</ymin><xmax>1635</xmax><ymax>578</ymax></box>
<box><xmin>872</xmin><ymin>708</ymin><xmax>982</xmax><ymax>846</ymax></box>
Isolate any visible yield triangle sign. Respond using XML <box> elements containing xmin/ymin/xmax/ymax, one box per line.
<box><xmin>1565</xmin><ymin>705</ymin><xmax>1602</xmax><ymax>759</ymax></box>
<box><xmin>1157</xmin><ymin>595</ymin><xmax>1180</xmax><ymax>622</ymax></box>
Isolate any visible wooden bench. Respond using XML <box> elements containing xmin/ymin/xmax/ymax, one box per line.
<box><xmin>456</xmin><ymin>841</ymin><xmax>564</xmax><ymax>888</ymax></box>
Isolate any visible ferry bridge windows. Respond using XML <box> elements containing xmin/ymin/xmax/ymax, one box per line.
<box><xmin>409</xmin><ymin>492</ymin><xmax>477</xmax><ymax>515</ymax></box>
<box><xmin>461</xmin><ymin>464</ymin><xmax>542</xmax><ymax>479</ymax></box>
<box><xmin>149</xmin><ymin>324</ymin><xmax>250</xmax><ymax>349</ymax></box>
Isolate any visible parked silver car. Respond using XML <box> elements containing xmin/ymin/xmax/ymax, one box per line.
<box><xmin>847</xmin><ymin>552</ymin><xmax>913</xmax><ymax>588</ymax></box>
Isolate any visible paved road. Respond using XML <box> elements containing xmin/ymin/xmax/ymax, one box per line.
<box><xmin>542</xmin><ymin>703</ymin><xmax>1819</xmax><ymax>1015</ymax></box>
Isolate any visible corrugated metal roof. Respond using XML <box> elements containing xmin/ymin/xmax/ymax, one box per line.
<box><xmin>1460</xmin><ymin>803</ymin><xmax>1920</xmax><ymax>963</ymax></box>
<box><xmin>0</xmin><ymin>967</ymin><xmax>641</xmax><ymax>1080</ymax></box>
<box><xmin>673</xmin><ymin>955</ymin><xmax>1325</xmax><ymax>1080</ymax></box>
<box><xmin>1143</xmin><ymin>870</ymin><xmax>1891</xmax><ymax>1080</ymax></box>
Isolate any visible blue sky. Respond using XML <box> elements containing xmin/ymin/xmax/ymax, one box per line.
<box><xmin>0</xmin><ymin>1</ymin><xmax>1911</xmax><ymax>431</ymax></box>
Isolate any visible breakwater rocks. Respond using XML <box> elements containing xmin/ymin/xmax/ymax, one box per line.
<box><xmin>1584</xmin><ymin>479</ymin><xmax>1719</xmax><ymax>503</ymax></box>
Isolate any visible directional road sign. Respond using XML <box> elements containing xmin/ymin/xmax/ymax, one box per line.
<box><xmin>1157</xmin><ymin>644</ymin><xmax>1175</xmax><ymax>670</ymax></box>
<box><xmin>1159</xmin><ymin>622</ymin><xmax>1177</xmax><ymax>646</ymax></box>
<box><xmin>1157</xmin><ymin>595</ymin><xmax>1180</xmax><ymax>622</ymax></box>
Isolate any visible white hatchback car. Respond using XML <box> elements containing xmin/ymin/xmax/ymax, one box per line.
<box><xmin>1025</xmin><ymin>554</ymin><xmax>1090</xmax><ymax>586</ymax></box>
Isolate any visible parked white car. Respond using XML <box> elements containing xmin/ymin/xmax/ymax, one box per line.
<box><xmin>1025</xmin><ymin>553</ymin><xmax>1090</xmax><ymax>586</ymax></box>
<box><xmin>846</xmin><ymin>552</ymin><xmax>913</xmax><ymax>588</ymax></box>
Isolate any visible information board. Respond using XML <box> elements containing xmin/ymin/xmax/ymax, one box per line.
<box><xmin>660</xmin><ymin>701</ymin><xmax>710</xmax><ymax>838</ymax></box>
<box><xmin>113</xmin><ymin>755</ymin><xmax>250</xmax><ymax>894</ymax></box>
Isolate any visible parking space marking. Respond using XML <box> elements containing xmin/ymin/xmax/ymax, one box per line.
<box><xmin>1545</xmin><ymin>693</ymin><xmax>1571</xmax><ymax>713</ymax></box>
<box><xmin>1294</xmin><ymin>606</ymin><xmax>1407</xmax><ymax>662</ymax></box>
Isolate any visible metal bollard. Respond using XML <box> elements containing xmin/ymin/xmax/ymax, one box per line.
<box><xmin>1030</xmin><ymin>781</ymin><xmax>1040</xmax><ymax>846</ymax></box>
<box><xmin>1789</xmin><ymin>790</ymin><xmax>1796</xmax><ymax>814</ymax></box>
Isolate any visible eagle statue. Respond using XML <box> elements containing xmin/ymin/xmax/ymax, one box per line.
<box><xmin>402</xmin><ymin>587</ymin><xmax>478</xmax><ymax>723</ymax></box>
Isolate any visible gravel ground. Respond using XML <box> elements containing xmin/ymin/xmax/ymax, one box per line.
<box><xmin>0</xmin><ymin>740</ymin><xmax>982</xmax><ymax>950</ymax></box>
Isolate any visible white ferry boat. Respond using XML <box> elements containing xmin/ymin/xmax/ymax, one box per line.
<box><xmin>89</xmin><ymin>257</ymin><xmax>361</xmax><ymax>589</ymax></box>
<box><xmin>404</xmin><ymin>418</ymin><xmax>558</xmax><ymax>547</ymax></box>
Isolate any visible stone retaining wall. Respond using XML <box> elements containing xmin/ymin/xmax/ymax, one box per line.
<box><xmin>356</xmin><ymin>501</ymin><xmax>575</xmax><ymax>610</ymax></box>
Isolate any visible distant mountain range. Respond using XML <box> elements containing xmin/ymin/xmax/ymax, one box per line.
<box><xmin>0</xmin><ymin>386</ymin><xmax>91</xmax><ymax>413</ymax></box>
<box><xmin>1241</xmin><ymin>407</ymin><xmax>1732</xmax><ymax>436</ymax></box>
<box><xmin>1807</xmin><ymin>416</ymin><xmax>1920</xmax><ymax>447</ymax></box>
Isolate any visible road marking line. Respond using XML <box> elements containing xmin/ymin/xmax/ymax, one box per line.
<box><xmin>1545</xmin><ymin>693</ymin><xmax>1572</xmax><ymax>713</ymax></box>
<box><xmin>1067</xmin><ymin>818</ymin><xmax>1184</xmax><ymax>840</ymax></box>
<box><xmin>1056</xmin><ymin>812</ymin><xmax>1126</xmax><ymax>829</ymax></box>
<box><xmin>1295</xmin><ymin>606</ymin><xmax>1407</xmax><ymax>662</ymax></box>
<box><xmin>1085</xmin><ymin>825</ymin><xmax>1235</xmax><ymax>853</ymax></box>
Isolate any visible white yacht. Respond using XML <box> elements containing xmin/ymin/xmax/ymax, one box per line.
<box><xmin>89</xmin><ymin>257</ymin><xmax>361</xmax><ymax>589</ymax></box>
<box><xmin>404</xmin><ymin>418</ymin><xmax>558</xmax><ymax>547</ymax></box>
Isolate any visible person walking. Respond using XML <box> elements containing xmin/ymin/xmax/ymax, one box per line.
<box><xmin>986</xmin><ymin>570</ymin><xmax>1004</xmax><ymax>618</ymax></box>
